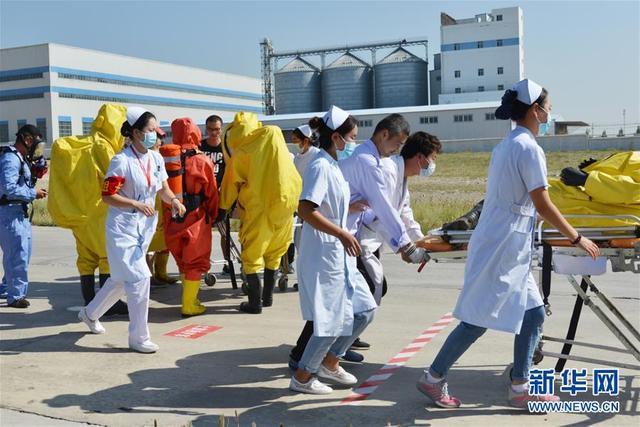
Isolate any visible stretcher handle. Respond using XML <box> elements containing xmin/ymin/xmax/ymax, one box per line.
<box><xmin>537</xmin><ymin>214</ymin><xmax>640</xmax><ymax>244</ymax></box>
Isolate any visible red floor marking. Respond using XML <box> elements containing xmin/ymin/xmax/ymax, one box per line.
<box><xmin>341</xmin><ymin>312</ymin><xmax>455</xmax><ymax>405</ymax></box>
<box><xmin>165</xmin><ymin>324</ymin><xmax>222</xmax><ymax>339</ymax></box>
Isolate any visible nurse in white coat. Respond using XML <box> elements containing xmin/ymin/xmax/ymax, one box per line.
<box><xmin>416</xmin><ymin>80</ymin><xmax>600</xmax><ymax>409</ymax></box>
<box><xmin>290</xmin><ymin>106</ymin><xmax>377</xmax><ymax>395</ymax></box>
<box><xmin>358</xmin><ymin>131</ymin><xmax>441</xmax><ymax>304</ymax></box>
<box><xmin>78</xmin><ymin>107</ymin><xmax>186</xmax><ymax>353</ymax></box>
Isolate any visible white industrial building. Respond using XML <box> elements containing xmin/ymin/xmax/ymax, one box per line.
<box><xmin>0</xmin><ymin>43</ymin><xmax>262</xmax><ymax>144</ymax></box>
<box><xmin>260</xmin><ymin>101</ymin><xmax>510</xmax><ymax>142</ymax></box>
<box><xmin>436</xmin><ymin>6</ymin><xmax>524</xmax><ymax>105</ymax></box>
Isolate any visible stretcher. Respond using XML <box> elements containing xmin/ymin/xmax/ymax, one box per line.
<box><xmin>418</xmin><ymin>214</ymin><xmax>640</xmax><ymax>371</ymax></box>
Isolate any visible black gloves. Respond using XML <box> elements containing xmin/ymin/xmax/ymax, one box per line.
<box><xmin>578</xmin><ymin>157</ymin><xmax>598</xmax><ymax>170</ymax></box>
<box><xmin>560</xmin><ymin>167</ymin><xmax>588</xmax><ymax>187</ymax></box>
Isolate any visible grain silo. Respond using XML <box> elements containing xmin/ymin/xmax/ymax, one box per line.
<box><xmin>274</xmin><ymin>56</ymin><xmax>321</xmax><ymax>114</ymax></box>
<box><xmin>374</xmin><ymin>47</ymin><xmax>428</xmax><ymax>108</ymax></box>
<box><xmin>321</xmin><ymin>53</ymin><xmax>372</xmax><ymax>111</ymax></box>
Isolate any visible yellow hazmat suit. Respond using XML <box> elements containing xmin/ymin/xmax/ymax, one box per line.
<box><xmin>219</xmin><ymin>112</ymin><xmax>302</xmax><ymax>274</ymax></box>
<box><xmin>48</xmin><ymin>104</ymin><xmax>127</xmax><ymax>276</ymax></box>
<box><xmin>549</xmin><ymin>151</ymin><xmax>640</xmax><ymax>227</ymax></box>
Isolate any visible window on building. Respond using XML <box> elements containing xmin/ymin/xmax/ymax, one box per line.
<box><xmin>17</xmin><ymin>119</ymin><xmax>27</xmax><ymax>129</ymax></box>
<box><xmin>420</xmin><ymin>116</ymin><xmax>439</xmax><ymax>124</ymax></box>
<box><xmin>454</xmin><ymin>115</ymin><xmax>462</xmax><ymax>123</ymax></box>
<box><xmin>59</xmin><ymin>118</ymin><xmax>72</xmax><ymax>137</ymax></box>
<box><xmin>497</xmin><ymin>39</ymin><xmax>504</xmax><ymax>47</ymax></box>
<box><xmin>478</xmin><ymin>86</ymin><xmax>485</xmax><ymax>92</ymax></box>
<box><xmin>0</xmin><ymin>122</ymin><xmax>9</xmax><ymax>143</ymax></box>
<box><xmin>485</xmin><ymin>113</ymin><xmax>496</xmax><ymax>121</ymax></box>
<box><xmin>357</xmin><ymin>120</ymin><xmax>373</xmax><ymax>128</ymax></box>
<box><xmin>454</xmin><ymin>43</ymin><xmax>460</xmax><ymax>51</ymax></box>
<box><xmin>57</xmin><ymin>72</ymin><xmax>259</xmax><ymax>102</ymax></box>
<box><xmin>463</xmin><ymin>114</ymin><xmax>473</xmax><ymax>122</ymax></box>
<box><xmin>477</xmin><ymin>41</ymin><xmax>484</xmax><ymax>49</ymax></box>
<box><xmin>455</xmin><ymin>87</ymin><xmax>461</xmax><ymax>94</ymax></box>
<box><xmin>496</xmin><ymin>14</ymin><xmax>503</xmax><ymax>21</ymax></box>
<box><xmin>478</xmin><ymin>68</ymin><xmax>484</xmax><ymax>76</ymax></box>
<box><xmin>454</xmin><ymin>70</ymin><xmax>461</xmax><ymax>78</ymax></box>
<box><xmin>498</xmin><ymin>84</ymin><xmax>504</xmax><ymax>90</ymax></box>
<box><xmin>82</xmin><ymin>119</ymin><xmax>93</xmax><ymax>135</ymax></box>
<box><xmin>36</xmin><ymin>118</ymin><xmax>47</xmax><ymax>140</ymax></box>
<box><xmin>497</xmin><ymin>66</ymin><xmax>504</xmax><ymax>74</ymax></box>
<box><xmin>0</xmin><ymin>72</ymin><xmax>44</xmax><ymax>83</ymax></box>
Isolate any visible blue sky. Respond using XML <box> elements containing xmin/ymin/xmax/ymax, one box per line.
<box><xmin>1</xmin><ymin>0</ymin><xmax>638</xmax><ymax>130</ymax></box>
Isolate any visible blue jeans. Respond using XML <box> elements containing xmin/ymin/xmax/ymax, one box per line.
<box><xmin>429</xmin><ymin>306</ymin><xmax>545</xmax><ymax>382</ymax></box>
<box><xmin>0</xmin><ymin>206</ymin><xmax>32</xmax><ymax>304</ymax></box>
<box><xmin>299</xmin><ymin>309</ymin><xmax>375</xmax><ymax>374</ymax></box>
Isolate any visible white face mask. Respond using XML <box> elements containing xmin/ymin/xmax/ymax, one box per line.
<box><xmin>420</xmin><ymin>161</ymin><xmax>436</xmax><ymax>178</ymax></box>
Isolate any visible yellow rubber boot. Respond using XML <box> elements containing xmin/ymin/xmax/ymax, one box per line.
<box><xmin>182</xmin><ymin>278</ymin><xmax>206</xmax><ymax>317</ymax></box>
<box><xmin>154</xmin><ymin>251</ymin><xmax>178</xmax><ymax>284</ymax></box>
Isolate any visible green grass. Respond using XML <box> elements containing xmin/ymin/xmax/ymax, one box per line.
<box><xmin>409</xmin><ymin>150</ymin><xmax>618</xmax><ymax>232</ymax></box>
<box><xmin>31</xmin><ymin>150</ymin><xmax>618</xmax><ymax>229</ymax></box>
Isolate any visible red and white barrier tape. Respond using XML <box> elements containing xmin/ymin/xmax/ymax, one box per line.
<box><xmin>341</xmin><ymin>312</ymin><xmax>455</xmax><ymax>405</ymax></box>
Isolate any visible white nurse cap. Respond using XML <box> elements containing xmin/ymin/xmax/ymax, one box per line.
<box><xmin>296</xmin><ymin>124</ymin><xmax>313</xmax><ymax>138</ymax></box>
<box><xmin>513</xmin><ymin>79</ymin><xmax>543</xmax><ymax>105</ymax></box>
<box><xmin>126</xmin><ymin>106</ymin><xmax>148</xmax><ymax>126</ymax></box>
<box><xmin>323</xmin><ymin>105</ymin><xmax>350</xmax><ymax>130</ymax></box>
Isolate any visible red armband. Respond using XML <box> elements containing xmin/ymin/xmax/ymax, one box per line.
<box><xmin>102</xmin><ymin>176</ymin><xmax>125</xmax><ymax>196</ymax></box>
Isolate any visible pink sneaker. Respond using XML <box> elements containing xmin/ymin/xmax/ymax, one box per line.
<box><xmin>509</xmin><ymin>387</ymin><xmax>560</xmax><ymax>409</ymax></box>
<box><xmin>416</xmin><ymin>373</ymin><xmax>461</xmax><ymax>408</ymax></box>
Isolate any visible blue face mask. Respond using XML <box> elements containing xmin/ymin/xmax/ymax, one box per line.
<box><xmin>337</xmin><ymin>136</ymin><xmax>356</xmax><ymax>160</ymax></box>
<box><xmin>142</xmin><ymin>131</ymin><xmax>157</xmax><ymax>148</ymax></box>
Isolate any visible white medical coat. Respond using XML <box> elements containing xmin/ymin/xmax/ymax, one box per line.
<box><xmin>294</xmin><ymin>146</ymin><xmax>320</xmax><ymax>178</ymax></box>
<box><xmin>104</xmin><ymin>146</ymin><xmax>167</xmax><ymax>283</ymax></box>
<box><xmin>339</xmin><ymin>140</ymin><xmax>411</xmax><ymax>253</ymax></box>
<box><xmin>360</xmin><ymin>155</ymin><xmax>424</xmax><ymax>253</ymax></box>
<box><xmin>297</xmin><ymin>150</ymin><xmax>377</xmax><ymax>337</ymax></box>
<box><xmin>453</xmin><ymin>126</ymin><xmax>546</xmax><ymax>334</ymax></box>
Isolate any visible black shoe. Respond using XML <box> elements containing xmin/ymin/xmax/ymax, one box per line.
<box><xmin>239</xmin><ymin>273</ymin><xmax>262</xmax><ymax>314</ymax></box>
<box><xmin>342</xmin><ymin>349</ymin><xmax>364</xmax><ymax>363</ymax></box>
<box><xmin>8</xmin><ymin>298</ymin><xmax>30</xmax><ymax>308</ymax></box>
<box><xmin>262</xmin><ymin>268</ymin><xmax>276</xmax><ymax>307</ymax></box>
<box><xmin>80</xmin><ymin>275</ymin><xmax>96</xmax><ymax>305</ymax></box>
<box><xmin>105</xmin><ymin>299</ymin><xmax>129</xmax><ymax>316</ymax></box>
<box><xmin>350</xmin><ymin>338</ymin><xmax>370</xmax><ymax>350</ymax></box>
<box><xmin>222</xmin><ymin>264</ymin><xmax>230</xmax><ymax>275</ymax></box>
<box><xmin>442</xmin><ymin>200</ymin><xmax>484</xmax><ymax>232</ymax></box>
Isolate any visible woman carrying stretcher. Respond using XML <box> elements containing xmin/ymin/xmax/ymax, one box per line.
<box><xmin>415</xmin><ymin>79</ymin><xmax>600</xmax><ymax>410</ymax></box>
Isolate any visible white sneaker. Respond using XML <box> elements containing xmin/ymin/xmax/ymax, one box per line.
<box><xmin>129</xmin><ymin>340</ymin><xmax>159</xmax><ymax>353</ymax></box>
<box><xmin>289</xmin><ymin>376</ymin><xmax>333</xmax><ymax>395</ymax></box>
<box><xmin>317</xmin><ymin>364</ymin><xmax>358</xmax><ymax>386</ymax></box>
<box><xmin>78</xmin><ymin>308</ymin><xmax>105</xmax><ymax>334</ymax></box>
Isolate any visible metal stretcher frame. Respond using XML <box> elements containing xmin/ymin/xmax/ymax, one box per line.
<box><xmin>426</xmin><ymin>215</ymin><xmax>640</xmax><ymax>371</ymax></box>
<box><xmin>536</xmin><ymin>215</ymin><xmax>640</xmax><ymax>372</ymax></box>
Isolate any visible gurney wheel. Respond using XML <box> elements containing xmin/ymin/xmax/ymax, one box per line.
<box><xmin>204</xmin><ymin>273</ymin><xmax>217</xmax><ymax>287</ymax></box>
<box><xmin>278</xmin><ymin>275</ymin><xmax>288</xmax><ymax>292</ymax></box>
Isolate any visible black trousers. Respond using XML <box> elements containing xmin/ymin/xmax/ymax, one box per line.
<box><xmin>289</xmin><ymin>249</ymin><xmax>386</xmax><ymax>362</ymax></box>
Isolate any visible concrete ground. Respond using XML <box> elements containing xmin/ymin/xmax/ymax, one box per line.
<box><xmin>1</xmin><ymin>226</ymin><xmax>638</xmax><ymax>427</ymax></box>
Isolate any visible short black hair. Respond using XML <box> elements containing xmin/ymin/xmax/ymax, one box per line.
<box><xmin>373</xmin><ymin>113</ymin><xmax>410</xmax><ymax>137</ymax></box>
<box><xmin>16</xmin><ymin>124</ymin><xmax>42</xmax><ymax>139</ymax></box>
<box><xmin>206</xmin><ymin>115</ymin><xmax>223</xmax><ymax>125</ymax></box>
<box><xmin>401</xmin><ymin>131</ymin><xmax>442</xmax><ymax>160</ymax></box>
